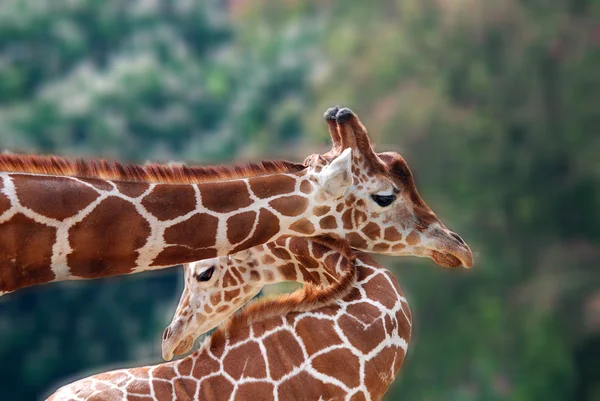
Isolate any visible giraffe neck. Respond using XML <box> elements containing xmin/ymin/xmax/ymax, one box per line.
<box><xmin>0</xmin><ymin>169</ymin><xmax>321</xmax><ymax>294</ymax></box>
<box><xmin>48</xmin><ymin>251</ymin><xmax>411</xmax><ymax>401</ymax></box>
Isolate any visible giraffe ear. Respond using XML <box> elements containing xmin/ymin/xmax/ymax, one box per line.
<box><xmin>317</xmin><ymin>148</ymin><xmax>353</xmax><ymax>198</ymax></box>
<box><xmin>231</xmin><ymin>249</ymin><xmax>252</xmax><ymax>262</ymax></box>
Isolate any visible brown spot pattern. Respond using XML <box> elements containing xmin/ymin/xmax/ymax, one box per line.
<box><xmin>200</xmin><ymin>181</ymin><xmax>252</xmax><ymax>213</ymax></box>
<box><xmin>227</xmin><ymin>210</ymin><xmax>257</xmax><ymax>244</ymax></box>
<box><xmin>231</xmin><ymin>209</ymin><xmax>280</xmax><ymax>253</ymax></box>
<box><xmin>13</xmin><ymin>174</ymin><xmax>99</xmax><ymax>220</ymax></box>
<box><xmin>234</xmin><ymin>383</ymin><xmax>275</xmax><ymax>401</ymax></box>
<box><xmin>248</xmin><ymin>175</ymin><xmax>296</xmax><ymax>198</ymax></box>
<box><xmin>152</xmin><ymin>246</ymin><xmax>217</xmax><ymax>267</ymax></box>
<box><xmin>312</xmin><ymin>349</ymin><xmax>360</xmax><ymax>387</ymax></box>
<box><xmin>115</xmin><ymin>181</ymin><xmax>149</xmax><ymax>198</ymax></box>
<box><xmin>289</xmin><ymin>218</ymin><xmax>315</xmax><ymax>234</ymax></box>
<box><xmin>296</xmin><ymin>317</ymin><xmax>343</xmax><ymax>356</ymax></box>
<box><xmin>299</xmin><ymin>180</ymin><xmax>312</xmax><ymax>194</ymax></box>
<box><xmin>263</xmin><ymin>330</ymin><xmax>304</xmax><ymax>380</ymax></box>
<box><xmin>164</xmin><ymin>213</ymin><xmax>218</xmax><ymax>249</ymax></box>
<box><xmin>199</xmin><ymin>375</ymin><xmax>234</xmax><ymax>401</ymax></box>
<box><xmin>223</xmin><ymin>341</ymin><xmax>266</xmax><ymax>379</ymax></box>
<box><xmin>406</xmin><ymin>230</ymin><xmax>420</xmax><ymax>245</ymax></box>
<box><xmin>141</xmin><ymin>184</ymin><xmax>196</xmax><ymax>220</ymax></box>
<box><xmin>319</xmin><ymin>215</ymin><xmax>338</xmax><ymax>230</ymax></box>
<box><xmin>0</xmin><ymin>214</ymin><xmax>56</xmax><ymax>291</ymax></box>
<box><xmin>68</xmin><ymin>197</ymin><xmax>150</xmax><ymax>278</ymax></box>
<box><xmin>269</xmin><ymin>195</ymin><xmax>308</xmax><ymax>217</ymax></box>
<box><xmin>278</xmin><ymin>372</ymin><xmax>343</xmax><ymax>400</ymax></box>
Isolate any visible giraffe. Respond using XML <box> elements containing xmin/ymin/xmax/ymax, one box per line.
<box><xmin>162</xmin><ymin>236</ymin><xmax>359</xmax><ymax>361</ymax></box>
<box><xmin>0</xmin><ymin>107</ymin><xmax>472</xmax><ymax>295</ymax></box>
<box><xmin>47</xmin><ymin>237</ymin><xmax>412</xmax><ymax>401</ymax></box>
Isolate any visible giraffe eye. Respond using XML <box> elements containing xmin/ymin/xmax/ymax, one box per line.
<box><xmin>196</xmin><ymin>266</ymin><xmax>215</xmax><ymax>282</ymax></box>
<box><xmin>371</xmin><ymin>194</ymin><xmax>396</xmax><ymax>207</ymax></box>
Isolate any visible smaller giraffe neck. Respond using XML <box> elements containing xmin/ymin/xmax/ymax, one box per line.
<box><xmin>47</xmin><ymin>249</ymin><xmax>411</xmax><ymax>401</ymax></box>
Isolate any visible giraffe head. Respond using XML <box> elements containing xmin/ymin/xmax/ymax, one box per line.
<box><xmin>305</xmin><ymin>107</ymin><xmax>473</xmax><ymax>268</ymax></box>
<box><xmin>161</xmin><ymin>248</ymin><xmax>265</xmax><ymax>361</ymax></box>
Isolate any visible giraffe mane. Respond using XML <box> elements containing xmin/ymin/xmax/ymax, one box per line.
<box><xmin>209</xmin><ymin>237</ymin><xmax>357</xmax><ymax>350</ymax></box>
<box><xmin>0</xmin><ymin>153</ymin><xmax>306</xmax><ymax>184</ymax></box>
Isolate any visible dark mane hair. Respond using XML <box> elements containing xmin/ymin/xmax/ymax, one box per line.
<box><xmin>0</xmin><ymin>153</ymin><xmax>306</xmax><ymax>184</ymax></box>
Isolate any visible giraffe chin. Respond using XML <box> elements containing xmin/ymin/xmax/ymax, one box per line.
<box><xmin>431</xmin><ymin>251</ymin><xmax>463</xmax><ymax>268</ymax></box>
<box><xmin>173</xmin><ymin>335</ymin><xmax>194</xmax><ymax>356</ymax></box>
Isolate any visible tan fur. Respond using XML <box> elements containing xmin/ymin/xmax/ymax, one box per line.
<box><xmin>0</xmin><ymin>153</ymin><xmax>306</xmax><ymax>184</ymax></box>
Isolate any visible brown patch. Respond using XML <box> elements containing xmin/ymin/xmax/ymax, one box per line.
<box><xmin>261</xmin><ymin>255</ymin><xmax>276</xmax><ymax>264</ymax></box>
<box><xmin>68</xmin><ymin>197</ymin><xmax>151</xmax><ymax>278</ymax></box>
<box><xmin>373</xmin><ymin>243</ymin><xmax>390</xmax><ymax>252</ymax></box>
<box><xmin>231</xmin><ymin>209</ymin><xmax>280</xmax><ymax>253</ymax></box>
<box><xmin>391</xmin><ymin>243</ymin><xmax>406</xmax><ymax>252</ymax></box>
<box><xmin>126</xmin><ymin>379</ymin><xmax>152</xmax><ymax>395</ymax></box>
<box><xmin>248</xmin><ymin>174</ymin><xmax>297</xmax><ymax>198</ymax></box>
<box><xmin>164</xmin><ymin>213</ymin><xmax>218</xmax><ymax>248</ymax></box>
<box><xmin>336</xmin><ymin>203</ymin><xmax>344</xmax><ymax>213</ymax></box>
<box><xmin>406</xmin><ymin>230</ymin><xmax>420</xmax><ymax>246</ymax></box>
<box><xmin>338</xmin><ymin>314</ymin><xmax>387</xmax><ymax>354</ymax></box>
<box><xmin>299</xmin><ymin>180</ymin><xmax>313</xmax><ymax>194</ymax></box>
<box><xmin>295</xmin><ymin>317</ymin><xmax>343</xmax><ymax>356</ymax></box>
<box><xmin>79</xmin><ymin>177</ymin><xmax>114</xmax><ymax>191</ymax></box>
<box><xmin>201</xmin><ymin>180</ymin><xmax>253</xmax><ymax>213</ymax></box>
<box><xmin>192</xmin><ymin>350</ymin><xmax>220</xmax><ymax>377</ymax></box>
<box><xmin>177</xmin><ymin>358</ymin><xmax>193</xmax><ymax>376</ymax></box>
<box><xmin>313</xmin><ymin>205</ymin><xmax>330</xmax><ymax>216</ymax></box>
<box><xmin>141</xmin><ymin>184</ymin><xmax>196</xmax><ymax>221</ymax></box>
<box><xmin>319</xmin><ymin>215</ymin><xmax>337</xmax><ymax>230</ymax></box>
<box><xmin>224</xmin><ymin>288</ymin><xmax>240</xmax><ymax>302</ymax></box>
<box><xmin>353</xmin><ymin>209</ymin><xmax>368</xmax><ymax>225</ymax></box>
<box><xmin>289</xmin><ymin>218</ymin><xmax>315</xmax><ymax>235</ymax></box>
<box><xmin>346</xmin><ymin>232</ymin><xmax>368</xmax><ymax>249</ymax></box>
<box><xmin>271</xmin><ymin>247</ymin><xmax>292</xmax><ymax>260</ymax></box>
<box><xmin>361</xmin><ymin>222</ymin><xmax>381</xmax><ymax>240</ymax></box>
<box><xmin>12</xmin><ymin>174</ymin><xmax>99</xmax><ymax>220</ymax></box>
<box><xmin>154</xmin><ymin>365</ymin><xmax>177</xmax><ymax>380</ymax></box>
<box><xmin>347</xmin><ymin>302</ymin><xmax>383</xmax><ymax>325</ymax></box>
<box><xmin>173</xmin><ymin>378</ymin><xmax>198</xmax><ymax>400</ymax></box>
<box><xmin>279</xmin><ymin>263</ymin><xmax>297</xmax><ymax>281</ymax></box>
<box><xmin>152</xmin><ymin>246</ymin><xmax>217</xmax><ymax>267</ymax></box>
<box><xmin>384</xmin><ymin>227</ymin><xmax>403</xmax><ymax>241</ymax></box>
<box><xmin>115</xmin><ymin>181</ymin><xmax>149</xmax><ymax>198</ymax></box>
<box><xmin>0</xmin><ymin>153</ymin><xmax>305</xmax><ymax>184</ymax></box>
<box><xmin>199</xmin><ymin>375</ymin><xmax>234</xmax><ymax>400</ymax></box>
<box><xmin>152</xmin><ymin>380</ymin><xmax>173</xmax><ymax>400</ymax></box>
<box><xmin>223</xmin><ymin>341</ymin><xmax>267</xmax><ymax>379</ymax></box>
<box><xmin>342</xmin><ymin>209</ymin><xmax>353</xmax><ymax>229</ymax></box>
<box><xmin>362</xmin><ymin>273</ymin><xmax>399</xmax><ymax>309</ymax></box>
<box><xmin>0</xmin><ymin>214</ymin><xmax>57</xmax><ymax>292</ymax></box>
<box><xmin>234</xmin><ymin>382</ymin><xmax>275</xmax><ymax>401</ymax></box>
<box><xmin>227</xmin><ymin>211</ymin><xmax>257</xmax><ymax>244</ymax></box>
<box><xmin>216</xmin><ymin>305</ymin><xmax>229</xmax><ymax>313</ymax></box>
<box><xmin>278</xmin><ymin>372</ymin><xmax>343</xmax><ymax>400</ymax></box>
<box><xmin>364</xmin><ymin>347</ymin><xmax>401</xmax><ymax>399</ymax></box>
<box><xmin>262</xmin><ymin>330</ymin><xmax>304</xmax><ymax>380</ymax></box>
<box><xmin>312</xmin><ymin>349</ymin><xmax>360</xmax><ymax>387</ymax></box>
<box><xmin>269</xmin><ymin>195</ymin><xmax>308</xmax><ymax>217</ymax></box>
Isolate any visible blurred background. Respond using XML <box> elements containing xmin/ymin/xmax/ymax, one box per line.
<box><xmin>0</xmin><ymin>0</ymin><xmax>599</xmax><ymax>399</ymax></box>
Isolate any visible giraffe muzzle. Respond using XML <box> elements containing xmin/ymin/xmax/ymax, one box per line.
<box><xmin>429</xmin><ymin>228</ymin><xmax>473</xmax><ymax>268</ymax></box>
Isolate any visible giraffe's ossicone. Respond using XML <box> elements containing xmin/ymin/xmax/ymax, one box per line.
<box><xmin>47</xmin><ymin>237</ymin><xmax>411</xmax><ymax>401</ymax></box>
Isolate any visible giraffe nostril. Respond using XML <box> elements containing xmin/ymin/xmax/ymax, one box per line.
<box><xmin>450</xmin><ymin>232</ymin><xmax>466</xmax><ymax>246</ymax></box>
<box><xmin>163</xmin><ymin>327</ymin><xmax>171</xmax><ymax>340</ymax></box>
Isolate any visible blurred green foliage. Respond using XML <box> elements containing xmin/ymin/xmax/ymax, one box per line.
<box><xmin>0</xmin><ymin>0</ymin><xmax>599</xmax><ymax>400</ymax></box>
